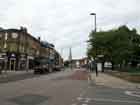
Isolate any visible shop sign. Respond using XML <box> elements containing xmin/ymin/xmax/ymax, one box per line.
<box><xmin>11</xmin><ymin>53</ymin><xmax>16</xmax><ymax>58</ymax></box>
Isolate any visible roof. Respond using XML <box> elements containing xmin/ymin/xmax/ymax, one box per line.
<box><xmin>0</xmin><ymin>28</ymin><xmax>21</xmax><ymax>33</ymax></box>
<box><xmin>41</xmin><ymin>41</ymin><xmax>55</xmax><ymax>48</ymax></box>
<box><xmin>0</xmin><ymin>28</ymin><xmax>41</xmax><ymax>44</ymax></box>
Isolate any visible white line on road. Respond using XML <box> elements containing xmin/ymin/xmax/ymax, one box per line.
<box><xmin>84</xmin><ymin>98</ymin><xmax>91</xmax><ymax>103</ymax></box>
<box><xmin>92</xmin><ymin>98</ymin><xmax>140</xmax><ymax>104</ymax></box>
<box><xmin>125</xmin><ymin>91</ymin><xmax>140</xmax><ymax>98</ymax></box>
<box><xmin>77</xmin><ymin>97</ymin><xmax>83</xmax><ymax>101</ymax></box>
<box><xmin>77</xmin><ymin>97</ymin><xmax>140</xmax><ymax>104</ymax></box>
<box><xmin>71</xmin><ymin>103</ymin><xmax>77</xmax><ymax>105</ymax></box>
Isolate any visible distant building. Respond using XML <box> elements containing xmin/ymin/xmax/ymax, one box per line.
<box><xmin>64</xmin><ymin>57</ymin><xmax>88</xmax><ymax>68</ymax></box>
<box><xmin>40</xmin><ymin>41</ymin><xmax>63</xmax><ymax>69</ymax></box>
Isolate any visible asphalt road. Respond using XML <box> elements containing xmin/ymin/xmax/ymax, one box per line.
<box><xmin>0</xmin><ymin>71</ymin><xmax>41</xmax><ymax>84</ymax></box>
<box><xmin>0</xmin><ymin>68</ymin><xmax>139</xmax><ymax>105</ymax></box>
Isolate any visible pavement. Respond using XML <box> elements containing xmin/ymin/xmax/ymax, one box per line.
<box><xmin>0</xmin><ymin>68</ymin><xmax>139</xmax><ymax>105</ymax></box>
<box><xmin>90</xmin><ymin>72</ymin><xmax>140</xmax><ymax>89</ymax></box>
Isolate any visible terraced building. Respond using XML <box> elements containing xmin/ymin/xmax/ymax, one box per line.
<box><xmin>0</xmin><ymin>27</ymin><xmax>63</xmax><ymax>71</ymax></box>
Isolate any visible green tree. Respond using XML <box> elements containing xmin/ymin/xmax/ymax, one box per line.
<box><xmin>87</xmin><ymin>25</ymin><xmax>140</xmax><ymax>69</ymax></box>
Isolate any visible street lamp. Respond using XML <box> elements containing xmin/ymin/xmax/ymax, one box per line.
<box><xmin>90</xmin><ymin>13</ymin><xmax>99</xmax><ymax>75</ymax></box>
<box><xmin>90</xmin><ymin>12</ymin><xmax>97</xmax><ymax>56</ymax></box>
<box><xmin>90</xmin><ymin>13</ymin><xmax>96</xmax><ymax>32</ymax></box>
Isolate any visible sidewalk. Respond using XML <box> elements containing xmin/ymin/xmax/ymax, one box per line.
<box><xmin>90</xmin><ymin>72</ymin><xmax>140</xmax><ymax>89</ymax></box>
<box><xmin>0</xmin><ymin>70</ymin><xmax>33</xmax><ymax>77</ymax></box>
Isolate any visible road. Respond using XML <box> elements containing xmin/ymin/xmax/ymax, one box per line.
<box><xmin>0</xmin><ymin>68</ymin><xmax>139</xmax><ymax>105</ymax></box>
<box><xmin>0</xmin><ymin>71</ymin><xmax>41</xmax><ymax>84</ymax></box>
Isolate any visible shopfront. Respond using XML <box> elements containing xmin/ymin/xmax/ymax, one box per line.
<box><xmin>0</xmin><ymin>53</ymin><xmax>7</xmax><ymax>71</ymax></box>
<box><xmin>8</xmin><ymin>53</ymin><xmax>17</xmax><ymax>71</ymax></box>
<box><xmin>27</xmin><ymin>56</ymin><xmax>34</xmax><ymax>70</ymax></box>
<box><xmin>19</xmin><ymin>54</ymin><xmax>27</xmax><ymax>70</ymax></box>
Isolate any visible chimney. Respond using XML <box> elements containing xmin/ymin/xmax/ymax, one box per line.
<box><xmin>20</xmin><ymin>26</ymin><xmax>27</xmax><ymax>33</ymax></box>
<box><xmin>20</xmin><ymin>26</ymin><xmax>24</xmax><ymax>30</ymax></box>
<box><xmin>38</xmin><ymin>37</ymin><xmax>41</xmax><ymax>41</ymax></box>
<box><xmin>24</xmin><ymin>27</ymin><xmax>27</xmax><ymax>33</ymax></box>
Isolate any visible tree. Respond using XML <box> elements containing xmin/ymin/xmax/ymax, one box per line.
<box><xmin>87</xmin><ymin>25</ymin><xmax>140</xmax><ymax>69</ymax></box>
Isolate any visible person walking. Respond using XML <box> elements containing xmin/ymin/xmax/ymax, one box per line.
<box><xmin>92</xmin><ymin>61</ymin><xmax>98</xmax><ymax>76</ymax></box>
<box><xmin>95</xmin><ymin>63</ymin><xmax>98</xmax><ymax>76</ymax></box>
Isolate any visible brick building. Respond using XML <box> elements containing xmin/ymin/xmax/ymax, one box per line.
<box><xmin>0</xmin><ymin>27</ymin><xmax>63</xmax><ymax>71</ymax></box>
<box><xmin>40</xmin><ymin>41</ymin><xmax>63</xmax><ymax>69</ymax></box>
<box><xmin>0</xmin><ymin>27</ymin><xmax>41</xmax><ymax>70</ymax></box>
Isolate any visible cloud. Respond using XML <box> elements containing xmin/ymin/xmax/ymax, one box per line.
<box><xmin>0</xmin><ymin>0</ymin><xmax>140</xmax><ymax>60</ymax></box>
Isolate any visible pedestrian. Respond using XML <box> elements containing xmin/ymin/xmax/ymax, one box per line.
<box><xmin>88</xmin><ymin>62</ymin><xmax>92</xmax><ymax>72</ymax></box>
<box><xmin>92</xmin><ymin>61</ymin><xmax>98</xmax><ymax>76</ymax></box>
<box><xmin>95</xmin><ymin>63</ymin><xmax>98</xmax><ymax>76</ymax></box>
<box><xmin>90</xmin><ymin>61</ymin><xmax>93</xmax><ymax>72</ymax></box>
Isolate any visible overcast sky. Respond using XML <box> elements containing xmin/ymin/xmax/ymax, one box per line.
<box><xmin>0</xmin><ymin>0</ymin><xmax>140</xmax><ymax>60</ymax></box>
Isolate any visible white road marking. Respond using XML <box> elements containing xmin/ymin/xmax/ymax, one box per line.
<box><xmin>79</xmin><ymin>89</ymin><xmax>88</xmax><ymax>97</ymax></box>
<box><xmin>77</xmin><ymin>97</ymin><xmax>140</xmax><ymax>104</ymax></box>
<box><xmin>84</xmin><ymin>98</ymin><xmax>91</xmax><ymax>103</ymax></box>
<box><xmin>92</xmin><ymin>98</ymin><xmax>140</xmax><ymax>104</ymax></box>
<box><xmin>71</xmin><ymin>103</ymin><xmax>77</xmax><ymax>105</ymax></box>
<box><xmin>125</xmin><ymin>91</ymin><xmax>140</xmax><ymax>98</ymax></box>
<box><xmin>77</xmin><ymin>97</ymin><xmax>83</xmax><ymax>101</ymax></box>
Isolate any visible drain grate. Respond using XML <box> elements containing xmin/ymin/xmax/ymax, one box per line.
<box><xmin>9</xmin><ymin>94</ymin><xmax>49</xmax><ymax>105</ymax></box>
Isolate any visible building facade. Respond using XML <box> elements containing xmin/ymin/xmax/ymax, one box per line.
<box><xmin>0</xmin><ymin>27</ymin><xmax>41</xmax><ymax>70</ymax></box>
<box><xmin>64</xmin><ymin>57</ymin><xmax>88</xmax><ymax>68</ymax></box>
<box><xmin>0</xmin><ymin>27</ymin><xmax>63</xmax><ymax>71</ymax></box>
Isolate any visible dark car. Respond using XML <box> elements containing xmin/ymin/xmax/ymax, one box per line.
<box><xmin>34</xmin><ymin>57</ymin><xmax>50</xmax><ymax>74</ymax></box>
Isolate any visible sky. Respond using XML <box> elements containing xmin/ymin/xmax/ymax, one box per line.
<box><xmin>0</xmin><ymin>0</ymin><xmax>140</xmax><ymax>60</ymax></box>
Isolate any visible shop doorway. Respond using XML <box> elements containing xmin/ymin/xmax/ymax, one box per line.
<box><xmin>10</xmin><ymin>58</ymin><xmax>16</xmax><ymax>71</ymax></box>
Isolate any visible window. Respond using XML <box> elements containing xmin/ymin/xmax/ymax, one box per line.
<box><xmin>5</xmin><ymin>32</ymin><xmax>8</xmax><ymax>40</ymax></box>
<box><xmin>0</xmin><ymin>34</ymin><xmax>2</xmax><ymax>38</ymax></box>
<box><xmin>4</xmin><ymin>43</ymin><xmax>7</xmax><ymax>49</ymax></box>
<box><xmin>12</xmin><ymin>32</ymin><xmax>18</xmax><ymax>39</ymax></box>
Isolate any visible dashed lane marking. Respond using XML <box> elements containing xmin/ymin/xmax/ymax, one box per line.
<box><xmin>77</xmin><ymin>97</ymin><xmax>83</xmax><ymax>101</ymax></box>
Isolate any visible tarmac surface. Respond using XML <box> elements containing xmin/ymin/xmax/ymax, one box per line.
<box><xmin>0</xmin><ymin>68</ymin><xmax>139</xmax><ymax>105</ymax></box>
<box><xmin>0</xmin><ymin>70</ymin><xmax>40</xmax><ymax>84</ymax></box>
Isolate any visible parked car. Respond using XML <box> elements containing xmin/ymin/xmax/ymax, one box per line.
<box><xmin>34</xmin><ymin>57</ymin><xmax>50</xmax><ymax>74</ymax></box>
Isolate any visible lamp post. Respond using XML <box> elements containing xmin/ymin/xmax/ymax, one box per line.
<box><xmin>90</xmin><ymin>12</ymin><xmax>97</xmax><ymax>57</ymax></box>
<box><xmin>90</xmin><ymin>13</ymin><xmax>96</xmax><ymax>32</ymax></box>
<box><xmin>90</xmin><ymin>13</ymin><xmax>99</xmax><ymax>76</ymax></box>
<box><xmin>90</xmin><ymin>12</ymin><xmax>97</xmax><ymax>56</ymax></box>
